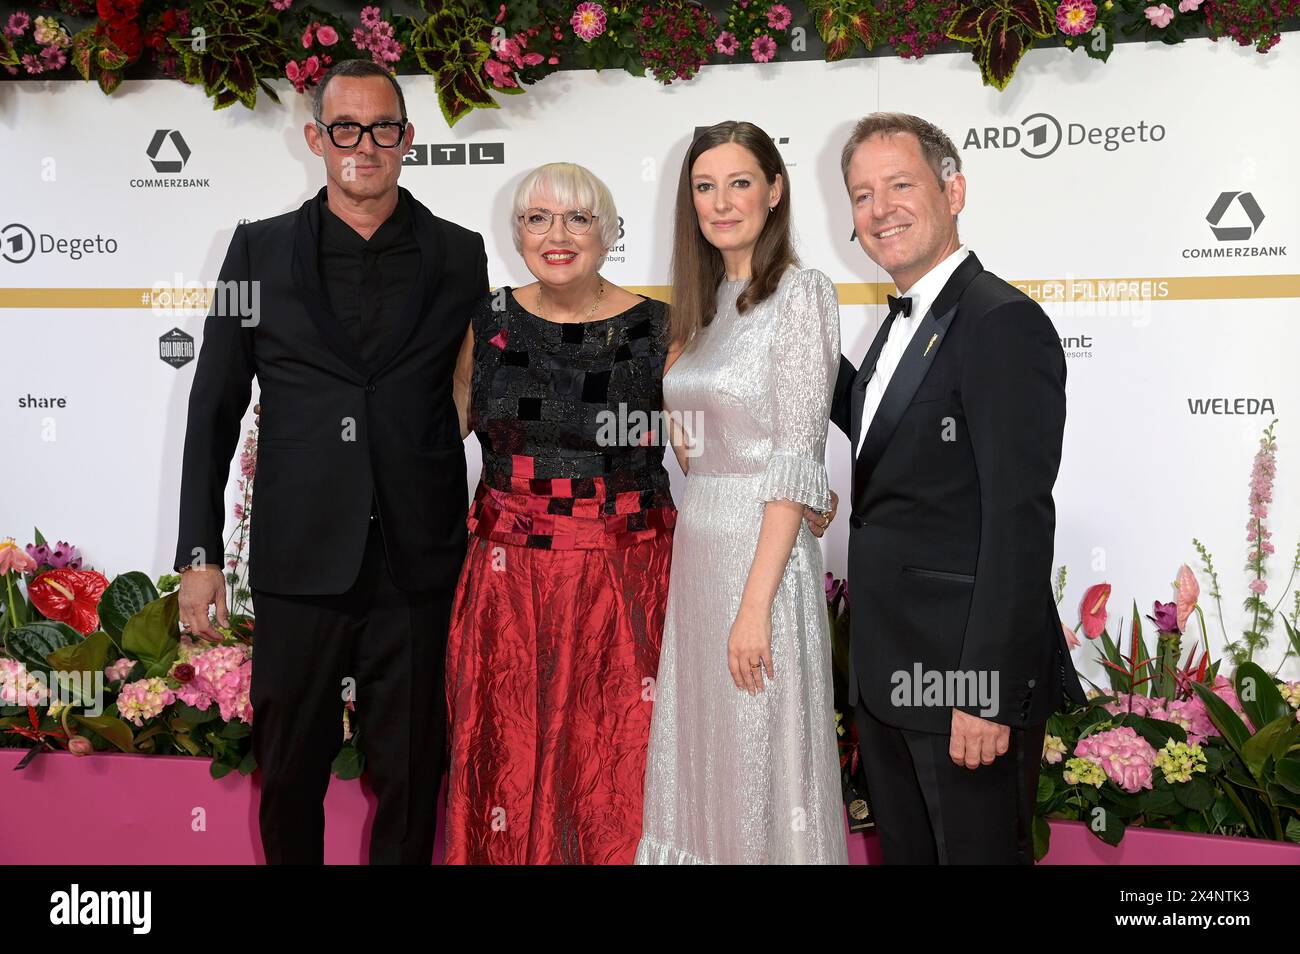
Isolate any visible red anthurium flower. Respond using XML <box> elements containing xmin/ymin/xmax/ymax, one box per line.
<box><xmin>1079</xmin><ymin>582</ymin><xmax>1111</xmax><ymax>639</ymax></box>
<box><xmin>28</xmin><ymin>568</ymin><xmax>110</xmax><ymax>635</ymax></box>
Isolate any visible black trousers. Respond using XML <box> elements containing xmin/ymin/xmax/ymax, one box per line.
<box><xmin>250</xmin><ymin>515</ymin><xmax>452</xmax><ymax>864</ymax></box>
<box><xmin>854</xmin><ymin>702</ymin><xmax>1046</xmax><ymax>864</ymax></box>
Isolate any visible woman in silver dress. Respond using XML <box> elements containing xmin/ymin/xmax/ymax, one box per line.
<box><xmin>636</xmin><ymin>122</ymin><xmax>848</xmax><ymax>864</ymax></box>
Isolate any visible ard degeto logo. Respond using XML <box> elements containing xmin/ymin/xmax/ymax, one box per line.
<box><xmin>159</xmin><ymin>328</ymin><xmax>195</xmax><ymax>369</ymax></box>
<box><xmin>1206</xmin><ymin>191</ymin><xmax>1264</xmax><ymax>241</ymax></box>
<box><xmin>965</xmin><ymin>112</ymin><xmax>1164</xmax><ymax>159</ymax></box>
<box><xmin>2</xmin><ymin>223</ymin><xmax>36</xmax><ymax>264</ymax></box>
<box><xmin>147</xmin><ymin>129</ymin><xmax>191</xmax><ymax>173</ymax></box>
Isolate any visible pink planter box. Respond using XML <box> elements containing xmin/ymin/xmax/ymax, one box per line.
<box><xmin>2</xmin><ymin>749</ymin><xmax>1296</xmax><ymax>865</ymax></box>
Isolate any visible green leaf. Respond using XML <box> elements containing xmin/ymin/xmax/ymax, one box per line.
<box><xmin>99</xmin><ymin>573</ymin><xmax>159</xmax><ymax>642</ymax></box>
<box><xmin>1140</xmin><ymin>788</ymin><xmax>1178</xmax><ymax>815</ymax></box>
<box><xmin>210</xmin><ymin>758</ymin><xmax>234</xmax><ymax>779</ymax></box>
<box><xmin>1241</xmin><ymin>714</ymin><xmax>1300</xmax><ymax>781</ymax></box>
<box><xmin>33</xmin><ymin>527</ymin><xmax>47</xmax><ymax>548</ymax></box>
<box><xmin>1036</xmin><ymin>773</ymin><xmax>1054</xmax><ymax>803</ymax></box>
<box><xmin>1235</xmin><ymin>662</ymin><xmax>1290</xmax><ymax>730</ymax></box>
<box><xmin>219</xmin><ymin>720</ymin><xmax>250</xmax><ymax>740</ymax></box>
<box><xmin>1032</xmin><ymin>813</ymin><xmax>1050</xmax><ymax>860</ymax></box>
<box><xmin>1173</xmin><ymin>776</ymin><xmax>1215</xmax><ymax>811</ymax></box>
<box><xmin>73</xmin><ymin>714</ymin><xmax>135</xmax><ymax>753</ymax></box>
<box><xmin>1191</xmin><ymin>681</ymin><xmax>1251</xmax><ymax>758</ymax></box>
<box><xmin>122</xmin><ymin>593</ymin><xmax>180</xmax><ymax>673</ymax></box>
<box><xmin>332</xmin><ymin>743</ymin><xmax>364</xmax><ymax>780</ymax></box>
<box><xmin>238</xmin><ymin>750</ymin><xmax>257</xmax><ymax>775</ymax></box>
<box><xmin>1089</xmin><ymin>805</ymin><xmax>1126</xmax><ymax>846</ymax></box>
<box><xmin>46</xmin><ymin>631</ymin><xmax>113</xmax><ymax>704</ymax></box>
<box><xmin>7</xmin><ymin>619</ymin><xmax>82</xmax><ymax>676</ymax></box>
<box><xmin>1276</xmin><ymin>756</ymin><xmax>1300</xmax><ymax>795</ymax></box>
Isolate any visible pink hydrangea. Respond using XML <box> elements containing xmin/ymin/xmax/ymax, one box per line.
<box><xmin>1211</xmin><ymin>675</ymin><xmax>1255</xmax><ymax>731</ymax></box>
<box><xmin>1103</xmin><ymin>692</ymin><xmax>1218</xmax><ymax>745</ymax></box>
<box><xmin>118</xmin><ymin>678</ymin><xmax>176</xmax><ymax>727</ymax></box>
<box><xmin>104</xmin><ymin>657</ymin><xmax>135</xmax><ymax>682</ymax></box>
<box><xmin>173</xmin><ymin>644</ymin><xmax>253</xmax><ymax>724</ymax></box>
<box><xmin>1074</xmin><ymin>726</ymin><xmax>1156</xmax><ymax>793</ymax></box>
<box><xmin>1</xmin><ymin>658</ymin><xmax>48</xmax><ymax>707</ymax></box>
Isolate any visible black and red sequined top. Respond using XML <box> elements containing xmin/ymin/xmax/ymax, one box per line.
<box><xmin>466</xmin><ymin>287</ymin><xmax>677</xmax><ymax>550</ymax></box>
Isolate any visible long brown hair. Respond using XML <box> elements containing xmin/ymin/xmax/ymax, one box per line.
<box><xmin>669</xmin><ymin>121</ymin><xmax>798</xmax><ymax>350</ymax></box>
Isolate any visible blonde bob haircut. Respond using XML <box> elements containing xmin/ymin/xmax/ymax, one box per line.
<box><xmin>510</xmin><ymin>162</ymin><xmax>621</xmax><ymax>253</ymax></box>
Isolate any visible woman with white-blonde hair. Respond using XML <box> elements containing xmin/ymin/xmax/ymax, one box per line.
<box><xmin>442</xmin><ymin>162</ymin><xmax>677</xmax><ymax>864</ymax></box>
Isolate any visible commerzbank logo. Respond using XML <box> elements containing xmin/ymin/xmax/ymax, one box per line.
<box><xmin>964</xmin><ymin>112</ymin><xmax>1166</xmax><ymax>159</ymax></box>
<box><xmin>1182</xmin><ymin>191</ymin><xmax>1285</xmax><ymax>259</ymax></box>
<box><xmin>131</xmin><ymin>129</ymin><xmax>210</xmax><ymax>189</ymax></box>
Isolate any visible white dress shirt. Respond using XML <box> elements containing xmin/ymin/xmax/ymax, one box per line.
<box><xmin>855</xmin><ymin>245</ymin><xmax>970</xmax><ymax>458</ymax></box>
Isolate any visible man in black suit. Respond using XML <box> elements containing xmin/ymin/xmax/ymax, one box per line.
<box><xmin>174</xmin><ymin>60</ymin><xmax>487</xmax><ymax>864</ymax></box>
<box><xmin>830</xmin><ymin>113</ymin><xmax>1085</xmax><ymax>864</ymax></box>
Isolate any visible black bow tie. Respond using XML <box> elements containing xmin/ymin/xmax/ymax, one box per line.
<box><xmin>887</xmin><ymin>294</ymin><xmax>912</xmax><ymax>318</ymax></box>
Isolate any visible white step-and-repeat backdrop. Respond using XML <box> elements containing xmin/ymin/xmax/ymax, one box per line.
<box><xmin>2</xmin><ymin>38</ymin><xmax>1296</xmax><ymax>682</ymax></box>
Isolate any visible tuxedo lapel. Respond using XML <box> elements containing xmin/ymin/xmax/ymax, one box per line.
<box><xmin>373</xmin><ymin>187</ymin><xmax>445</xmax><ymax>376</ymax></box>
<box><xmin>292</xmin><ymin>189</ymin><xmax>371</xmax><ymax>381</ymax></box>
<box><xmin>848</xmin><ymin>311</ymin><xmax>897</xmax><ymax>454</ymax></box>
<box><xmin>851</xmin><ymin>253</ymin><xmax>985</xmax><ymax>509</ymax></box>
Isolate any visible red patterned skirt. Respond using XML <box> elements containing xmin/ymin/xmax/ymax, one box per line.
<box><xmin>444</xmin><ymin>529</ymin><xmax>672</xmax><ymax>864</ymax></box>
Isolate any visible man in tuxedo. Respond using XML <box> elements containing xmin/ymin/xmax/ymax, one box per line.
<box><xmin>174</xmin><ymin>60</ymin><xmax>487</xmax><ymax>864</ymax></box>
<box><xmin>830</xmin><ymin>113</ymin><xmax>1085</xmax><ymax>864</ymax></box>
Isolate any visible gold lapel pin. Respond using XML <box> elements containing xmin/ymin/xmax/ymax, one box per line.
<box><xmin>922</xmin><ymin>333</ymin><xmax>938</xmax><ymax>357</ymax></box>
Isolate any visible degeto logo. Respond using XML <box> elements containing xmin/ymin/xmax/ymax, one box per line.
<box><xmin>964</xmin><ymin>112</ymin><xmax>1165</xmax><ymax>159</ymax></box>
<box><xmin>2</xmin><ymin>222</ymin><xmax>36</xmax><ymax>264</ymax></box>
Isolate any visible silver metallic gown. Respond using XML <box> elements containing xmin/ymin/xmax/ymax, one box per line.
<box><xmin>635</xmin><ymin>266</ymin><xmax>848</xmax><ymax>865</ymax></box>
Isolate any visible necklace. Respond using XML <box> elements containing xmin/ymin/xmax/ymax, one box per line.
<box><xmin>538</xmin><ymin>276</ymin><xmax>605</xmax><ymax>323</ymax></box>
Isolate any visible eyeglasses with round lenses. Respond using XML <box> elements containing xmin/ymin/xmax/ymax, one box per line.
<box><xmin>519</xmin><ymin>208</ymin><xmax>597</xmax><ymax>236</ymax></box>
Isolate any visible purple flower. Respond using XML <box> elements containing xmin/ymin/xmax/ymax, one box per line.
<box><xmin>1147</xmin><ymin>600</ymin><xmax>1179</xmax><ymax>634</ymax></box>
<box><xmin>715</xmin><ymin>30</ymin><xmax>738</xmax><ymax>55</ymax></box>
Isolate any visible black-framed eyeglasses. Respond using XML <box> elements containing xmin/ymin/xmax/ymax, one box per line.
<box><xmin>315</xmin><ymin>118</ymin><xmax>408</xmax><ymax>148</ymax></box>
<box><xmin>518</xmin><ymin>208</ymin><xmax>598</xmax><ymax>236</ymax></box>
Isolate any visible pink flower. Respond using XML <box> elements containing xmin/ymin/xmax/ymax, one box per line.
<box><xmin>1248</xmin><ymin>578</ymin><xmax>1267</xmax><ymax>595</ymax></box>
<box><xmin>174</xmin><ymin>645</ymin><xmax>253</xmax><ymax>724</ymax></box>
<box><xmin>271</xmin><ymin>0</ymin><xmax>293</xmax><ymax>9</ymax></box>
<box><xmin>104</xmin><ymin>657</ymin><xmax>135</xmax><ymax>682</ymax></box>
<box><xmin>1080</xmin><ymin>582</ymin><xmax>1111</xmax><ymax>638</ymax></box>
<box><xmin>751</xmin><ymin>33</ymin><xmax>777</xmax><ymax>62</ymax></box>
<box><xmin>1210</xmin><ymin>675</ymin><xmax>1255</xmax><ymax>731</ymax></box>
<box><xmin>489</xmin><ymin>328</ymin><xmax>509</xmax><ymax>350</ymax></box>
<box><xmin>767</xmin><ymin>4</ymin><xmax>793</xmax><ymax>30</ymax></box>
<box><xmin>301</xmin><ymin>24</ymin><xmax>314</xmax><ymax>48</ymax></box>
<box><xmin>4</xmin><ymin>12</ymin><xmax>30</xmax><ymax>37</ymax></box>
<box><xmin>21</xmin><ymin>53</ymin><xmax>44</xmax><ymax>75</ymax></box>
<box><xmin>1074</xmin><ymin>726</ymin><xmax>1156</xmax><ymax>793</ymax></box>
<box><xmin>1145</xmin><ymin>3</ymin><xmax>1175</xmax><ymax>27</ymax></box>
<box><xmin>1174</xmin><ymin>564</ymin><xmax>1199</xmax><ymax>632</ymax></box>
<box><xmin>1056</xmin><ymin>0</ymin><xmax>1097</xmax><ymax>35</ymax></box>
<box><xmin>1178</xmin><ymin>0</ymin><xmax>1202</xmax><ymax>10</ymax></box>
<box><xmin>0</xmin><ymin>537</ymin><xmax>37</xmax><ymax>574</ymax></box>
<box><xmin>1104</xmin><ymin>693</ymin><xmax>1218</xmax><ymax>745</ymax></box>
<box><xmin>571</xmin><ymin>2</ymin><xmax>608</xmax><ymax>42</ymax></box>
<box><xmin>316</xmin><ymin>25</ymin><xmax>339</xmax><ymax>47</ymax></box>
<box><xmin>547</xmin><ymin>55</ymin><xmax>560</xmax><ymax>64</ymax></box>
<box><xmin>118</xmin><ymin>678</ymin><xmax>176</xmax><ymax>727</ymax></box>
<box><xmin>68</xmin><ymin>736</ymin><xmax>94</xmax><ymax>756</ymax></box>
<box><xmin>360</xmin><ymin>6</ymin><xmax>381</xmax><ymax>29</ymax></box>
<box><xmin>484</xmin><ymin>57</ymin><xmax>518</xmax><ymax>88</ymax></box>
<box><xmin>715</xmin><ymin>30</ymin><xmax>738</xmax><ymax>55</ymax></box>
<box><xmin>522</xmin><ymin>51</ymin><xmax>544</xmax><ymax>66</ymax></box>
<box><xmin>40</xmin><ymin>46</ymin><xmax>67</xmax><ymax>70</ymax></box>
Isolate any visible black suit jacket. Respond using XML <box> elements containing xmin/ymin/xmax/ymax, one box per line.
<box><xmin>831</xmin><ymin>252</ymin><xmax>1086</xmax><ymax>734</ymax></box>
<box><xmin>174</xmin><ymin>186</ymin><xmax>487</xmax><ymax>595</ymax></box>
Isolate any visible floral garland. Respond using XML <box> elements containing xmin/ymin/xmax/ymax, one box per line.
<box><xmin>1</xmin><ymin>0</ymin><xmax>1296</xmax><ymax>121</ymax></box>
